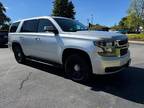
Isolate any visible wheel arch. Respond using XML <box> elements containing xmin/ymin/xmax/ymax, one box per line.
<box><xmin>12</xmin><ymin>42</ymin><xmax>22</xmax><ymax>51</ymax></box>
<box><xmin>62</xmin><ymin>48</ymin><xmax>92</xmax><ymax>71</ymax></box>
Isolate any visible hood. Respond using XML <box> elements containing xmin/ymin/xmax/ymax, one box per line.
<box><xmin>62</xmin><ymin>31</ymin><xmax>127</xmax><ymax>41</ymax></box>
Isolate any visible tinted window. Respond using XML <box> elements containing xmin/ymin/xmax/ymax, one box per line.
<box><xmin>10</xmin><ymin>22</ymin><xmax>20</xmax><ymax>33</ymax></box>
<box><xmin>54</xmin><ymin>18</ymin><xmax>87</xmax><ymax>32</ymax></box>
<box><xmin>38</xmin><ymin>19</ymin><xmax>55</xmax><ymax>32</ymax></box>
<box><xmin>20</xmin><ymin>20</ymin><xmax>38</xmax><ymax>32</ymax></box>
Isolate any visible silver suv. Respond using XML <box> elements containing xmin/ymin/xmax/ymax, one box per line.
<box><xmin>9</xmin><ymin>16</ymin><xmax>131</xmax><ymax>82</ymax></box>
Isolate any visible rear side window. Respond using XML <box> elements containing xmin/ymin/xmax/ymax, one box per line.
<box><xmin>10</xmin><ymin>22</ymin><xmax>20</xmax><ymax>33</ymax></box>
<box><xmin>20</xmin><ymin>19</ymin><xmax>38</xmax><ymax>32</ymax></box>
<box><xmin>38</xmin><ymin>19</ymin><xmax>55</xmax><ymax>32</ymax></box>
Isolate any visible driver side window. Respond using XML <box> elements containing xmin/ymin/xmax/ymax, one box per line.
<box><xmin>38</xmin><ymin>19</ymin><xmax>55</xmax><ymax>32</ymax></box>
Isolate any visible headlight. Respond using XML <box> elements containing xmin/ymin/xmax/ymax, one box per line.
<box><xmin>93</xmin><ymin>40</ymin><xmax>106</xmax><ymax>47</ymax></box>
<box><xmin>93</xmin><ymin>40</ymin><xmax>114</xmax><ymax>47</ymax></box>
<box><xmin>97</xmin><ymin>47</ymin><xmax>116</xmax><ymax>57</ymax></box>
<box><xmin>94</xmin><ymin>40</ymin><xmax>116</xmax><ymax>57</ymax></box>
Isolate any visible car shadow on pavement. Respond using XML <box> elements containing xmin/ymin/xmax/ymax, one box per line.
<box><xmin>88</xmin><ymin>67</ymin><xmax>144</xmax><ymax>104</ymax></box>
<box><xmin>0</xmin><ymin>45</ymin><xmax>8</xmax><ymax>48</ymax></box>
<box><xmin>24</xmin><ymin>59</ymin><xmax>144</xmax><ymax>104</ymax></box>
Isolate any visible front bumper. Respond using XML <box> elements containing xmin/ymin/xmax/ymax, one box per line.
<box><xmin>91</xmin><ymin>51</ymin><xmax>131</xmax><ymax>74</ymax></box>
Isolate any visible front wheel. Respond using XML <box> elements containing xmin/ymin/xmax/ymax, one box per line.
<box><xmin>13</xmin><ymin>45</ymin><xmax>25</xmax><ymax>63</ymax></box>
<box><xmin>65</xmin><ymin>55</ymin><xmax>92</xmax><ymax>82</ymax></box>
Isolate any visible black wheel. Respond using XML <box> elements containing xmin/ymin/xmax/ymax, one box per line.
<box><xmin>65</xmin><ymin>55</ymin><xmax>92</xmax><ymax>82</ymax></box>
<box><xmin>13</xmin><ymin>45</ymin><xmax>25</xmax><ymax>63</ymax></box>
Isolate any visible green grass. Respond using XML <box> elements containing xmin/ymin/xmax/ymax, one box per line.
<box><xmin>127</xmin><ymin>34</ymin><xmax>144</xmax><ymax>41</ymax></box>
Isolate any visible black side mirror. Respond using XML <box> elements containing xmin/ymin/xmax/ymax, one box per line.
<box><xmin>44</xmin><ymin>26</ymin><xmax>58</xmax><ymax>35</ymax></box>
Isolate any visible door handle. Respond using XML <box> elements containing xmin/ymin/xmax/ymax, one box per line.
<box><xmin>35</xmin><ymin>38</ymin><xmax>40</xmax><ymax>40</ymax></box>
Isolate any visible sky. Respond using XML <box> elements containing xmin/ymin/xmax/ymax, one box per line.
<box><xmin>1</xmin><ymin>0</ymin><xmax>131</xmax><ymax>27</ymax></box>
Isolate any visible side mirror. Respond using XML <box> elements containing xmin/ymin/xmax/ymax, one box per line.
<box><xmin>44</xmin><ymin>26</ymin><xmax>58</xmax><ymax>35</ymax></box>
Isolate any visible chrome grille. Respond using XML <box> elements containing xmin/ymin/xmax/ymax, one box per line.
<box><xmin>114</xmin><ymin>39</ymin><xmax>129</xmax><ymax>56</ymax></box>
<box><xmin>118</xmin><ymin>39</ymin><xmax>128</xmax><ymax>46</ymax></box>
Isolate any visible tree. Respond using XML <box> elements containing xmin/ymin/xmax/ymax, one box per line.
<box><xmin>52</xmin><ymin>0</ymin><xmax>75</xmax><ymax>19</ymax></box>
<box><xmin>119</xmin><ymin>17</ymin><xmax>129</xmax><ymax>29</ymax></box>
<box><xmin>0</xmin><ymin>2</ymin><xmax>10</xmax><ymax>30</ymax></box>
<box><xmin>128</xmin><ymin>0</ymin><xmax>144</xmax><ymax>18</ymax></box>
<box><xmin>111</xmin><ymin>0</ymin><xmax>144</xmax><ymax>33</ymax></box>
<box><xmin>65</xmin><ymin>1</ymin><xmax>75</xmax><ymax>19</ymax></box>
<box><xmin>127</xmin><ymin>14</ymin><xmax>143</xmax><ymax>32</ymax></box>
<box><xmin>111</xmin><ymin>15</ymin><xmax>141</xmax><ymax>33</ymax></box>
<box><xmin>128</xmin><ymin>0</ymin><xmax>144</xmax><ymax>32</ymax></box>
<box><xmin>0</xmin><ymin>24</ymin><xmax>10</xmax><ymax>31</ymax></box>
<box><xmin>111</xmin><ymin>17</ymin><xmax>129</xmax><ymax>31</ymax></box>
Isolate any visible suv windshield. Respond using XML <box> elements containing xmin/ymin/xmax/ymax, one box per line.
<box><xmin>54</xmin><ymin>18</ymin><xmax>88</xmax><ymax>32</ymax></box>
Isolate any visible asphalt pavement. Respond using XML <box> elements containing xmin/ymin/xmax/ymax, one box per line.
<box><xmin>0</xmin><ymin>44</ymin><xmax>144</xmax><ymax>108</ymax></box>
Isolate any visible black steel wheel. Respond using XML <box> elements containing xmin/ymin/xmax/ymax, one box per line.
<box><xmin>65</xmin><ymin>55</ymin><xmax>92</xmax><ymax>82</ymax></box>
<box><xmin>13</xmin><ymin>45</ymin><xmax>25</xmax><ymax>63</ymax></box>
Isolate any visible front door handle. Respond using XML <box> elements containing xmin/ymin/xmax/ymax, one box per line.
<box><xmin>35</xmin><ymin>38</ymin><xmax>40</xmax><ymax>40</ymax></box>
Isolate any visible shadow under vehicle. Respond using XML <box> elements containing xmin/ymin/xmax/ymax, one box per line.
<box><xmin>23</xmin><ymin>59</ymin><xmax>144</xmax><ymax>104</ymax></box>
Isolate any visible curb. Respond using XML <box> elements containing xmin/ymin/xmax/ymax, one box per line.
<box><xmin>129</xmin><ymin>41</ymin><xmax>144</xmax><ymax>45</ymax></box>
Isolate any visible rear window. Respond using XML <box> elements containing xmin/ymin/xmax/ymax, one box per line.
<box><xmin>10</xmin><ymin>22</ymin><xmax>20</xmax><ymax>33</ymax></box>
<box><xmin>20</xmin><ymin>19</ymin><xmax>38</xmax><ymax>32</ymax></box>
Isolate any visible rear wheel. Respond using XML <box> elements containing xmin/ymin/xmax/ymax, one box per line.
<box><xmin>65</xmin><ymin>55</ymin><xmax>92</xmax><ymax>82</ymax></box>
<box><xmin>13</xmin><ymin>45</ymin><xmax>25</xmax><ymax>63</ymax></box>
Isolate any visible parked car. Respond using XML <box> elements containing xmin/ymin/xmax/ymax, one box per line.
<box><xmin>0</xmin><ymin>31</ymin><xmax>8</xmax><ymax>45</ymax></box>
<box><xmin>8</xmin><ymin>16</ymin><xmax>131</xmax><ymax>82</ymax></box>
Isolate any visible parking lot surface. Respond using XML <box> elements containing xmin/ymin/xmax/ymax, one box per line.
<box><xmin>0</xmin><ymin>44</ymin><xmax>144</xmax><ymax>108</ymax></box>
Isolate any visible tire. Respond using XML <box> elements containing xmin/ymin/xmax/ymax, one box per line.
<box><xmin>13</xmin><ymin>45</ymin><xmax>25</xmax><ymax>63</ymax></box>
<box><xmin>65</xmin><ymin>55</ymin><xmax>92</xmax><ymax>82</ymax></box>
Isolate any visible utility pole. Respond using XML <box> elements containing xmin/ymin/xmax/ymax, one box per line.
<box><xmin>87</xmin><ymin>18</ymin><xmax>90</xmax><ymax>26</ymax></box>
<box><xmin>91</xmin><ymin>14</ymin><xmax>94</xmax><ymax>25</ymax></box>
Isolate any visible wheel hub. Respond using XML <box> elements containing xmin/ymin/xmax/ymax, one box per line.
<box><xmin>18</xmin><ymin>52</ymin><xmax>21</xmax><ymax>57</ymax></box>
<box><xmin>74</xmin><ymin>64</ymin><xmax>80</xmax><ymax>72</ymax></box>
